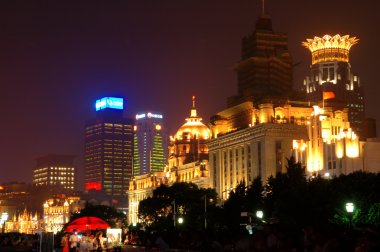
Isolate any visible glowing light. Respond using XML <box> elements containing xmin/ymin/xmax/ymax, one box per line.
<box><xmin>312</xmin><ymin>106</ymin><xmax>324</xmax><ymax>116</ymax></box>
<box><xmin>85</xmin><ymin>182</ymin><xmax>102</xmax><ymax>191</ymax></box>
<box><xmin>336</xmin><ymin>141</ymin><xmax>344</xmax><ymax>158</ymax></box>
<box><xmin>136</xmin><ymin>114</ymin><xmax>145</xmax><ymax>120</ymax></box>
<box><xmin>95</xmin><ymin>97</ymin><xmax>123</xmax><ymax>111</ymax></box>
<box><xmin>256</xmin><ymin>210</ymin><xmax>264</xmax><ymax>219</ymax></box>
<box><xmin>136</xmin><ymin>113</ymin><xmax>163</xmax><ymax>120</ymax></box>
<box><xmin>147</xmin><ymin>113</ymin><xmax>163</xmax><ymax>119</ymax></box>
<box><xmin>155</xmin><ymin>124</ymin><xmax>162</xmax><ymax>131</ymax></box>
<box><xmin>292</xmin><ymin>140</ymin><xmax>299</xmax><ymax>149</ymax></box>
<box><xmin>345</xmin><ymin>202</ymin><xmax>354</xmax><ymax>213</ymax></box>
<box><xmin>303</xmin><ymin>34</ymin><xmax>358</xmax><ymax>64</ymax></box>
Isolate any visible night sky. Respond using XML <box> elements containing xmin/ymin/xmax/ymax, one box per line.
<box><xmin>0</xmin><ymin>0</ymin><xmax>379</xmax><ymax>185</ymax></box>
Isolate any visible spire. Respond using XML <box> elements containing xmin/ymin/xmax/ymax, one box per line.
<box><xmin>256</xmin><ymin>0</ymin><xmax>272</xmax><ymax>31</ymax></box>
<box><xmin>190</xmin><ymin>96</ymin><xmax>197</xmax><ymax>117</ymax></box>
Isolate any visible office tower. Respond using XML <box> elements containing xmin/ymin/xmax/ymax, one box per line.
<box><xmin>133</xmin><ymin>112</ymin><xmax>167</xmax><ymax>176</ymax></box>
<box><xmin>32</xmin><ymin>154</ymin><xmax>76</xmax><ymax>191</ymax></box>
<box><xmin>303</xmin><ymin>34</ymin><xmax>366</xmax><ymax>138</ymax></box>
<box><xmin>84</xmin><ymin>97</ymin><xmax>133</xmax><ymax>197</ymax></box>
<box><xmin>230</xmin><ymin>11</ymin><xmax>293</xmax><ymax>107</ymax></box>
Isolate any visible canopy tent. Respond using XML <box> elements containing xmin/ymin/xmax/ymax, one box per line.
<box><xmin>64</xmin><ymin>216</ymin><xmax>110</xmax><ymax>233</ymax></box>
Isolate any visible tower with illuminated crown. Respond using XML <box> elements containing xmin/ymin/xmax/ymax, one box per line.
<box><xmin>303</xmin><ymin>35</ymin><xmax>367</xmax><ymax>138</ymax></box>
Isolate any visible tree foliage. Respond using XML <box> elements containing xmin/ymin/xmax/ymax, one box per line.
<box><xmin>137</xmin><ymin>159</ymin><xmax>380</xmax><ymax>235</ymax></box>
<box><xmin>138</xmin><ymin>182</ymin><xmax>218</xmax><ymax>232</ymax></box>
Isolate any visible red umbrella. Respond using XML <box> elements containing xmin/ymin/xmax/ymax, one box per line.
<box><xmin>65</xmin><ymin>216</ymin><xmax>110</xmax><ymax>233</ymax></box>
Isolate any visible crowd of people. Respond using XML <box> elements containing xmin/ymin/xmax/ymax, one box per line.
<box><xmin>60</xmin><ymin>230</ymin><xmax>122</xmax><ymax>252</ymax></box>
<box><xmin>0</xmin><ymin>233</ymin><xmax>39</xmax><ymax>251</ymax></box>
<box><xmin>124</xmin><ymin>224</ymin><xmax>380</xmax><ymax>251</ymax></box>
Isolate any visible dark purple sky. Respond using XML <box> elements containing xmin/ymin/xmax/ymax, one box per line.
<box><xmin>0</xmin><ymin>0</ymin><xmax>379</xmax><ymax>184</ymax></box>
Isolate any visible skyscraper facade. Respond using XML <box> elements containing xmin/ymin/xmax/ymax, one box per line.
<box><xmin>32</xmin><ymin>154</ymin><xmax>76</xmax><ymax>191</ymax></box>
<box><xmin>133</xmin><ymin>112</ymin><xmax>167</xmax><ymax>176</ymax></box>
<box><xmin>230</xmin><ymin>13</ymin><xmax>293</xmax><ymax>107</ymax></box>
<box><xmin>303</xmin><ymin>34</ymin><xmax>366</xmax><ymax>138</ymax></box>
<box><xmin>84</xmin><ymin>97</ymin><xmax>133</xmax><ymax>197</ymax></box>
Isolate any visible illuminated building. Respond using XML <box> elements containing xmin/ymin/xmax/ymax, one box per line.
<box><xmin>168</xmin><ymin>96</ymin><xmax>211</xmax><ymax>168</ymax></box>
<box><xmin>0</xmin><ymin>182</ymin><xmax>30</xmax><ymax>220</ymax></box>
<box><xmin>303</xmin><ymin>34</ymin><xmax>368</xmax><ymax>138</ymax></box>
<box><xmin>207</xmin><ymin>11</ymin><xmax>363</xmax><ymax>200</ymax></box>
<box><xmin>32</xmin><ymin>154</ymin><xmax>76</xmax><ymax>191</ymax></box>
<box><xmin>5</xmin><ymin>209</ymin><xmax>43</xmax><ymax>234</ymax></box>
<box><xmin>229</xmin><ymin>10</ymin><xmax>293</xmax><ymax>107</ymax></box>
<box><xmin>43</xmin><ymin>195</ymin><xmax>84</xmax><ymax>234</ymax></box>
<box><xmin>209</xmin><ymin>102</ymin><xmax>362</xmax><ymax>200</ymax></box>
<box><xmin>84</xmin><ymin>97</ymin><xmax>133</xmax><ymax>197</ymax></box>
<box><xmin>133</xmin><ymin>112</ymin><xmax>167</xmax><ymax>176</ymax></box>
<box><xmin>127</xmin><ymin>97</ymin><xmax>211</xmax><ymax>224</ymax></box>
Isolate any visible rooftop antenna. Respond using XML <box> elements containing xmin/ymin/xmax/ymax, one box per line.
<box><xmin>261</xmin><ymin>0</ymin><xmax>266</xmax><ymax>15</ymax></box>
<box><xmin>192</xmin><ymin>95</ymin><xmax>196</xmax><ymax>108</ymax></box>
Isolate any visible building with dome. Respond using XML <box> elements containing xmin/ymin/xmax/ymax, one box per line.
<box><xmin>168</xmin><ymin>96</ymin><xmax>211</xmax><ymax>168</ymax></box>
<box><xmin>127</xmin><ymin>97</ymin><xmax>212</xmax><ymax>224</ymax></box>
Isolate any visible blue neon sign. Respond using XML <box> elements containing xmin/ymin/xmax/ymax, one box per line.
<box><xmin>95</xmin><ymin>97</ymin><xmax>124</xmax><ymax>111</ymax></box>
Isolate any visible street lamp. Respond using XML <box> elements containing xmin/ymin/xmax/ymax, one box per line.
<box><xmin>256</xmin><ymin>210</ymin><xmax>264</xmax><ymax>220</ymax></box>
<box><xmin>345</xmin><ymin>202</ymin><xmax>354</xmax><ymax>229</ymax></box>
<box><xmin>172</xmin><ymin>200</ymin><xmax>176</xmax><ymax>227</ymax></box>
<box><xmin>177</xmin><ymin>217</ymin><xmax>184</xmax><ymax>224</ymax></box>
<box><xmin>345</xmin><ymin>202</ymin><xmax>354</xmax><ymax>213</ymax></box>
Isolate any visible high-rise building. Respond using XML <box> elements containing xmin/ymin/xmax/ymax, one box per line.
<box><xmin>303</xmin><ymin>34</ymin><xmax>367</xmax><ymax>138</ymax></box>
<box><xmin>133</xmin><ymin>112</ymin><xmax>167</xmax><ymax>176</ymax></box>
<box><xmin>229</xmin><ymin>12</ymin><xmax>293</xmax><ymax>107</ymax></box>
<box><xmin>128</xmin><ymin>96</ymin><xmax>211</xmax><ymax>224</ymax></box>
<box><xmin>32</xmin><ymin>154</ymin><xmax>76</xmax><ymax>191</ymax></box>
<box><xmin>84</xmin><ymin>97</ymin><xmax>133</xmax><ymax>197</ymax></box>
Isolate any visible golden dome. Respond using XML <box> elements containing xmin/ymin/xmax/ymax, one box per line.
<box><xmin>174</xmin><ymin>96</ymin><xmax>211</xmax><ymax>141</ymax></box>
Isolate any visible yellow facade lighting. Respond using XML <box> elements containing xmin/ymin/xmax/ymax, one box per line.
<box><xmin>303</xmin><ymin>34</ymin><xmax>358</xmax><ymax>64</ymax></box>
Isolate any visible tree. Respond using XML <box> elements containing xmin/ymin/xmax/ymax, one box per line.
<box><xmin>245</xmin><ymin>176</ymin><xmax>264</xmax><ymax>213</ymax></box>
<box><xmin>138</xmin><ymin>182</ymin><xmax>218</xmax><ymax>232</ymax></box>
<box><xmin>366</xmin><ymin>203</ymin><xmax>380</xmax><ymax>228</ymax></box>
<box><xmin>222</xmin><ymin>181</ymin><xmax>248</xmax><ymax>232</ymax></box>
<box><xmin>264</xmin><ymin>157</ymin><xmax>308</xmax><ymax>227</ymax></box>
